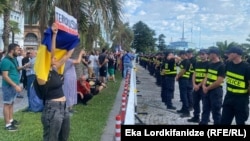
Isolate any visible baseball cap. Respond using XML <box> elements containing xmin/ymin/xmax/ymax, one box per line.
<box><xmin>186</xmin><ymin>49</ymin><xmax>193</xmax><ymax>53</ymax></box>
<box><xmin>178</xmin><ymin>50</ymin><xmax>186</xmax><ymax>55</ymax></box>
<box><xmin>198</xmin><ymin>49</ymin><xmax>208</xmax><ymax>54</ymax></box>
<box><xmin>208</xmin><ymin>47</ymin><xmax>220</xmax><ymax>55</ymax></box>
<box><xmin>225</xmin><ymin>46</ymin><xmax>243</xmax><ymax>55</ymax></box>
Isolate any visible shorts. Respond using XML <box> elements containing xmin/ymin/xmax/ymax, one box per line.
<box><xmin>2</xmin><ymin>85</ymin><xmax>17</xmax><ymax>104</ymax></box>
<box><xmin>99</xmin><ymin>66</ymin><xmax>107</xmax><ymax>77</ymax></box>
<box><xmin>108</xmin><ymin>68</ymin><xmax>115</xmax><ymax>75</ymax></box>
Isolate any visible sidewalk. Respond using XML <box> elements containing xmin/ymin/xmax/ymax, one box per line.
<box><xmin>135</xmin><ymin>64</ymin><xmax>250</xmax><ymax>125</ymax></box>
<box><xmin>0</xmin><ymin>76</ymin><xmax>28</xmax><ymax>119</ymax></box>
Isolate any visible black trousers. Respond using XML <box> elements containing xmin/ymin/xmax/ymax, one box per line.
<box><xmin>77</xmin><ymin>93</ymin><xmax>93</xmax><ymax>104</ymax></box>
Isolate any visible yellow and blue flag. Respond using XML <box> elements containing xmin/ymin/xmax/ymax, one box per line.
<box><xmin>34</xmin><ymin>27</ymin><xmax>80</xmax><ymax>81</ymax></box>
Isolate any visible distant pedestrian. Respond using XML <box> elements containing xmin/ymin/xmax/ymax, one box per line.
<box><xmin>24</xmin><ymin>50</ymin><xmax>37</xmax><ymax>112</ymax></box>
<box><xmin>122</xmin><ymin>50</ymin><xmax>134</xmax><ymax>79</ymax></box>
<box><xmin>98</xmin><ymin>48</ymin><xmax>108</xmax><ymax>83</ymax></box>
<box><xmin>63</xmin><ymin>50</ymin><xmax>85</xmax><ymax>113</ymax></box>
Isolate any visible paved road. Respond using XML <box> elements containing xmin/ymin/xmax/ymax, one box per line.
<box><xmin>135</xmin><ymin>64</ymin><xmax>250</xmax><ymax>125</ymax></box>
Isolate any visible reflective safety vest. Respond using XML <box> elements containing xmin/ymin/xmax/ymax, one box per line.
<box><xmin>206</xmin><ymin>69</ymin><xmax>223</xmax><ymax>86</ymax></box>
<box><xmin>180</xmin><ymin>64</ymin><xmax>190</xmax><ymax>78</ymax></box>
<box><xmin>164</xmin><ymin>63</ymin><xmax>177</xmax><ymax>75</ymax></box>
<box><xmin>195</xmin><ymin>68</ymin><xmax>206</xmax><ymax>83</ymax></box>
<box><xmin>226</xmin><ymin>71</ymin><xmax>248</xmax><ymax>94</ymax></box>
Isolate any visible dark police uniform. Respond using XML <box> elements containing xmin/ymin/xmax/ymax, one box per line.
<box><xmin>188</xmin><ymin>59</ymin><xmax>209</xmax><ymax>122</ymax></box>
<box><xmin>163</xmin><ymin>57</ymin><xmax>177</xmax><ymax>109</ymax></box>
<box><xmin>187</xmin><ymin>56</ymin><xmax>196</xmax><ymax>110</ymax></box>
<box><xmin>200</xmin><ymin>61</ymin><xmax>225</xmax><ymax>125</ymax></box>
<box><xmin>177</xmin><ymin>58</ymin><xmax>191</xmax><ymax>117</ymax></box>
<box><xmin>221</xmin><ymin>61</ymin><xmax>250</xmax><ymax>125</ymax></box>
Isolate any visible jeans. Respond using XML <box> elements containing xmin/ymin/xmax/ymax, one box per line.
<box><xmin>41</xmin><ymin>100</ymin><xmax>70</xmax><ymax>141</ymax></box>
<box><xmin>123</xmin><ymin>62</ymin><xmax>132</xmax><ymax>78</ymax></box>
<box><xmin>2</xmin><ymin>85</ymin><xmax>17</xmax><ymax>104</ymax></box>
<box><xmin>27</xmin><ymin>74</ymin><xmax>36</xmax><ymax>110</ymax></box>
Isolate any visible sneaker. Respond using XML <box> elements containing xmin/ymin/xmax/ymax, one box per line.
<box><xmin>176</xmin><ymin>109</ymin><xmax>184</xmax><ymax>113</ymax></box>
<box><xmin>187</xmin><ymin>117</ymin><xmax>200</xmax><ymax>123</ymax></box>
<box><xmin>5</xmin><ymin>125</ymin><xmax>17</xmax><ymax>131</ymax></box>
<box><xmin>11</xmin><ymin>120</ymin><xmax>19</xmax><ymax>126</ymax></box>
<box><xmin>180</xmin><ymin>113</ymin><xmax>190</xmax><ymax>118</ymax></box>
<box><xmin>167</xmin><ymin>106</ymin><xmax>176</xmax><ymax>110</ymax></box>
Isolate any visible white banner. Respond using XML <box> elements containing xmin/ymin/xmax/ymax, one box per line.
<box><xmin>55</xmin><ymin>6</ymin><xmax>78</xmax><ymax>35</ymax></box>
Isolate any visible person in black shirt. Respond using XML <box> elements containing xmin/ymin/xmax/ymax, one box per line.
<box><xmin>187</xmin><ymin>49</ymin><xmax>196</xmax><ymax>111</ymax></box>
<box><xmin>21</xmin><ymin>52</ymin><xmax>30</xmax><ymax>90</ymax></box>
<box><xmin>162</xmin><ymin>51</ymin><xmax>180</xmax><ymax>110</ymax></box>
<box><xmin>98</xmin><ymin>48</ymin><xmax>108</xmax><ymax>83</ymax></box>
<box><xmin>187</xmin><ymin>49</ymin><xmax>209</xmax><ymax>123</ymax></box>
<box><xmin>176</xmin><ymin>50</ymin><xmax>191</xmax><ymax>117</ymax></box>
<box><xmin>37</xmin><ymin>23</ymin><xmax>75</xmax><ymax>141</ymax></box>
<box><xmin>221</xmin><ymin>46</ymin><xmax>250</xmax><ymax>125</ymax></box>
<box><xmin>200</xmin><ymin>47</ymin><xmax>225</xmax><ymax>125</ymax></box>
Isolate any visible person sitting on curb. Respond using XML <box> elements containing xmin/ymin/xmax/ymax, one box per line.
<box><xmin>77</xmin><ymin>74</ymin><xmax>93</xmax><ymax>105</ymax></box>
<box><xmin>87</xmin><ymin>74</ymin><xmax>107</xmax><ymax>95</ymax></box>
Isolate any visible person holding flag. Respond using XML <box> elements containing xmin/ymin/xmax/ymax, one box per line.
<box><xmin>35</xmin><ymin>21</ymin><xmax>79</xmax><ymax>141</ymax></box>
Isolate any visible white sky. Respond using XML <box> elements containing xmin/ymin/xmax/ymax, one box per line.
<box><xmin>122</xmin><ymin>0</ymin><xmax>250</xmax><ymax>48</ymax></box>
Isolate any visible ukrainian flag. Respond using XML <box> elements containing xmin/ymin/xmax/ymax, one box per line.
<box><xmin>34</xmin><ymin>27</ymin><xmax>80</xmax><ymax>81</ymax></box>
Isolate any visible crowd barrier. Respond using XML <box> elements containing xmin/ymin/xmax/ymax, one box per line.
<box><xmin>115</xmin><ymin>61</ymin><xmax>137</xmax><ymax>141</ymax></box>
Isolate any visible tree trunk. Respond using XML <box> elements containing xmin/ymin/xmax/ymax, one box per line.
<box><xmin>2</xmin><ymin>9</ymin><xmax>10</xmax><ymax>51</ymax></box>
<box><xmin>12</xmin><ymin>32</ymin><xmax>14</xmax><ymax>43</ymax></box>
<box><xmin>71</xmin><ymin>0</ymin><xmax>84</xmax><ymax>79</ymax></box>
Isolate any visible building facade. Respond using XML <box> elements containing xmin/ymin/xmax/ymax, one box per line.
<box><xmin>0</xmin><ymin>0</ymin><xmax>24</xmax><ymax>51</ymax></box>
<box><xmin>0</xmin><ymin>0</ymin><xmax>41</xmax><ymax>51</ymax></box>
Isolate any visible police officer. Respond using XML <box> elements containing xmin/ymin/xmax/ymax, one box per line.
<box><xmin>221</xmin><ymin>46</ymin><xmax>250</xmax><ymax>125</ymax></box>
<box><xmin>155</xmin><ymin>53</ymin><xmax>163</xmax><ymax>86</ymax></box>
<box><xmin>187</xmin><ymin>49</ymin><xmax>196</xmax><ymax>111</ymax></box>
<box><xmin>162</xmin><ymin>51</ymin><xmax>180</xmax><ymax>109</ymax></box>
<box><xmin>176</xmin><ymin>50</ymin><xmax>191</xmax><ymax>117</ymax></box>
<box><xmin>200</xmin><ymin>47</ymin><xmax>225</xmax><ymax>125</ymax></box>
<box><xmin>187</xmin><ymin>49</ymin><xmax>209</xmax><ymax>123</ymax></box>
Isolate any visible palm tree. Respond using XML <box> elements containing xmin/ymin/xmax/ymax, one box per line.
<box><xmin>22</xmin><ymin>0</ymin><xmax>124</xmax><ymax>77</ymax></box>
<box><xmin>216</xmin><ymin>40</ymin><xmax>238</xmax><ymax>56</ymax></box>
<box><xmin>10</xmin><ymin>20</ymin><xmax>21</xmax><ymax>43</ymax></box>
<box><xmin>111</xmin><ymin>22</ymin><xmax>134</xmax><ymax>51</ymax></box>
<box><xmin>1</xmin><ymin>0</ymin><xmax>12</xmax><ymax>51</ymax></box>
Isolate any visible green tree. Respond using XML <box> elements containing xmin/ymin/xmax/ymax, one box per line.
<box><xmin>131</xmin><ymin>21</ymin><xmax>156</xmax><ymax>53</ymax></box>
<box><xmin>1</xmin><ymin>0</ymin><xmax>12</xmax><ymax>51</ymax></box>
<box><xmin>157</xmin><ymin>34</ymin><xmax>167</xmax><ymax>51</ymax></box>
<box><xmin>111</xmin><ymin>22</ymin><xmax>134</xmax><ymax>52</ymax></box>
<box><xmin>241</xmin><ymin>34</ymin><xmax>250</xmax><ymax>55</ymax></box>
<box><xmin>216</xmin><ymin>40</ymin><xmax>238</xmax><ymax>56</ymax></box>
<box><xmin>10</xmin><ymin>20</ymin><xmax>21</xmax><ymax>43</ymax></box>
<box><xmin>22</xmin><ymin>0</ymin><xmax>123</xmax><ymax>77</ymax></box>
